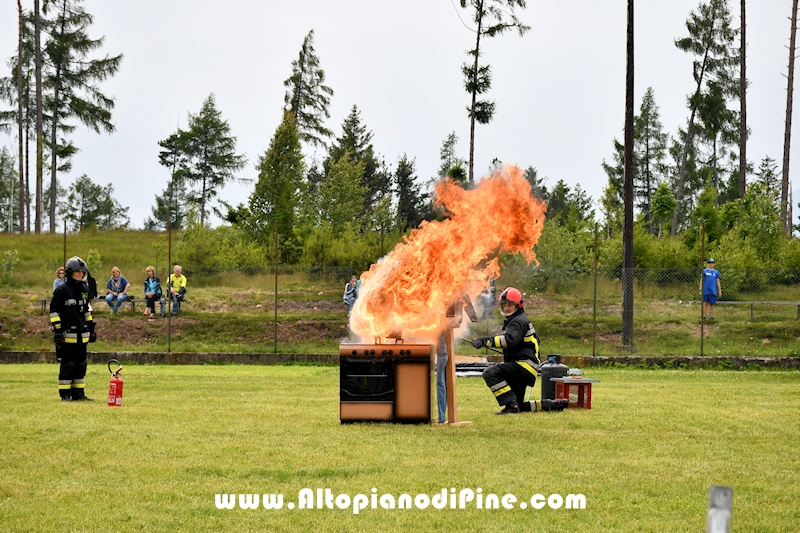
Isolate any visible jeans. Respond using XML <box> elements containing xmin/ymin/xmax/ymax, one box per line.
<box><xmin>171</xmin><ymin>292</ymin><xmax>184</xmax><ymax>315</ymax></box>
<box><xmin>436</xmin><ymin>333</ymin><xmax>448</xmax><ymax>423</ymax></box>
<box><xmin>105</xmin><ymin>293</ymin><xmax>127</xmax><ymax>311</ymax></box>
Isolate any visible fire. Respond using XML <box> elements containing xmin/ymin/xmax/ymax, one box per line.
<box><xmin>349</xmin><ymin>164</ymin><xmax>547</xmax><ymax>344</ymax></box>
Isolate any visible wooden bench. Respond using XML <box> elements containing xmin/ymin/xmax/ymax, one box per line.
<box><xmin>714</xmin><ymin>301</ymin><xmax>800</xmax><ymax>320</ymax></box>
<box><xmin>34</xmin><ymin>296</ymin><xmax>150</xmax><ymax>314</ymax></box>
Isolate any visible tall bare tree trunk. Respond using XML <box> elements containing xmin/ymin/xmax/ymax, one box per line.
<box><xmin>17</xmin><ymin>0</ymin><xmax>25</xmax><ymax>234</ymax></box>
<box><xmin>622</xmin><ymin>0</ymin><xmax>635</xmax><ymax>348</ymax></box>
<box><xmin>782</xmin><ymin>0</ymin><xmax>798</xmax><ymax>234</ymax></box>
<box><xmin>25</xmin><ymin>128</ymin><xmax>31</xmax><ymax>233</ymax></box>
<box><xmin>34</xmin><ymin>0</ymin><xmax>43</xmax><ymax>234</ymax></box>
<box><xmin>671</xmin><ymin>50</ymin><xmax>710</xmax><ymax>236</ymax></box>
<box><xmin>49</xmin><ymin>0</ymin><xmax>68</xmax><ymax>233</ymax></box>
<box><xmin>467</xmin><ymin>12</ymin><xmax>483</xmax><ymax>185</ymax></box>
<box><xmin>739</xmin><ymin>0</ymin><xmax>747</xmax><ymax>199</ymax></box>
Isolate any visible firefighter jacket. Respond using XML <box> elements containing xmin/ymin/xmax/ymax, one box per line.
<box><xmin>485</xmin><ymin>308</ymin><xmax>540</xmax><ymax>364</ymax></box>
<box><xmin>50</xmin><ymin>277</ymin><xmax>94</xmax><ymax>344</ymax></box>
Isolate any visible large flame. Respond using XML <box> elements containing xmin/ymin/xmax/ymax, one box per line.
<box><xmin>349</xmin><ymin>164</ymin><xmax>547</xmax><ymax>343</ymax></box>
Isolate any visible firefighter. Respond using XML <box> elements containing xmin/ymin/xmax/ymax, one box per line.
<box><xmin>51</xmin><ymin>256</ymin><xmax>97</xmax><ymax>401</ymax></box>
<box><xmin>470</xmin><ymin>287</ymin><xmax>567</xmax><ymax>414</ymax></box>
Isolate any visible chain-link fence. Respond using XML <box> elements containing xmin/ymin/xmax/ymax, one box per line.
<box><xmin>13</xmin><ymin>259</ymin><xmax>800</xmax><ymax>356</ymax></box>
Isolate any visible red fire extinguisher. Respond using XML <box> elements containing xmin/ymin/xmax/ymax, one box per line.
<box><xmin>108</xmin><ymin>359</ymin><xmax>123</xmax><ymax>407</ymax></box>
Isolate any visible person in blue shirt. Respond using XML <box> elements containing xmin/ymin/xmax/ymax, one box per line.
<box><xmin>701</xmin><ymin>258</ymin><xmax>722</xmax><ymax>320</ymax></box>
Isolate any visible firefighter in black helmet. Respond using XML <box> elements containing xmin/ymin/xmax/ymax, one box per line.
<box><xmin>50</xmin><ymin>256</ymin><xmax>97</xmax><ymax>401</ymax></box>
<box><xmin>470</xmin><ymin>287</ymin><xmax>566</xmax><ymax>414</ymax></box>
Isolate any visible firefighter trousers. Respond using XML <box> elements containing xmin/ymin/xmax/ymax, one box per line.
<box><xmin>58</xmin><ymin>344</ymin><xmax>88</xmax><ymax>400</ymax></box>
<box><xmin>482</xmin><ymin>360</ymin><xmax>538</xmax><ymax>411</ymax></box>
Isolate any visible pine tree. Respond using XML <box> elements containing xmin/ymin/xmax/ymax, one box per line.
<box><xmin>671</xmin><ymin>0</ymin><xmax>738</xmax><ymax>235</ymax></box>
<box><xmin>394</xmin><ymin>154</ymin><xmax>424</xmax><ymax>232</ymax></box>
<box><xmin>459</xmin><ymin>0</ymin><xmax>529</xmax><ymax>183</ymax></box>
<box><xmin>179</xmin><ymin>94</ymin><xmax>247</xmax><ymax>226</ymax></box>
<box><xmin>634</xmin><ymin>88</ymin><xmax>669</xmax><ymax>233</ymax></box>
<box><xmin>248</xmin><ymin>111</ymin><xmax>305</xmax><ymax>262</ymax></box>
<box><xmin>284</xmin><ymin>30</ymin><xmax>334</xmax><ymax>148</ymax></box>
<box><xmin>319</xmin><ymin>151</ymin><xmax>366</xmax><ymax>233</ymax></box>
<box><xmin>43</xmin><ymin>0</ymin><xmax>123</xmax><ymax>232</ymax></box>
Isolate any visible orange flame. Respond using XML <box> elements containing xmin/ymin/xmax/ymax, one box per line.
<box><xmin>349</xmin><ymin>164</ymin><xmax>547</xmax><ymax>344</ymax></box>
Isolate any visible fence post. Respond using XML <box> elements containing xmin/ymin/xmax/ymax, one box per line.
<box><xmin>700</xmin><ymin>223</ymin><xmax>705</xmax><ymax>357</ymax></box>
<box><xmin>593</xmin><ymin>222</ymin><xmax>597</xmax><ymax>357</ymax></box>
<box><xmin>707</xmin><ymin>485</ymin><xmax>733</xmax><ymax>533</ymax></box>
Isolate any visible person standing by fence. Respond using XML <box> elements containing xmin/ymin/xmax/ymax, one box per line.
<box><xmin>701</xmin><ymin>258</ymin><xmax>722</xmax><ymax>321</ymax></box>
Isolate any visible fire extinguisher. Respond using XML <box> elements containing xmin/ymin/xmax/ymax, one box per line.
<box><xmin>107</xmin><ymin>359</ymin><xmax>123</xmax><ymax>407</ymax></box>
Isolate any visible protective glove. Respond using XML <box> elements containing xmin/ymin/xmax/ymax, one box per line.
<box><xmin>89</xmin><ymin>331</ymin><xmax>97</xmax><ymax>343</ymax></box>
<box><xmin>54</xmin><ymin>331</ymin><xmax>65</xmax><ymax>345</ymax></box>
<box><xmin>470</xmin><ymin>337</ymin><xmax>489</xmax><ymax>349</ymax></box>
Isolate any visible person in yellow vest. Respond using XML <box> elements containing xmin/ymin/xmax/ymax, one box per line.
<box><xmin>166</xmin><ymin>265</ymin><xmax>187</xmax><ymax>317</ymax></box>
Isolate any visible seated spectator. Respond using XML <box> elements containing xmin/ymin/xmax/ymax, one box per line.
<box><xmin>105</xmin><ymin>267</ymin><xmax>131</xmax><ymax>315</ymax></box>
<box><xmin>143</xmin><ymin>266</ymin><xmax>163</xmax><ymax>317</ymax></box>
<box><xmin>166</xmin><ymin>265</ymin><xmax>187</xmax><ymax>317</ymax></box>
<box><xmin>53</xmin><ymin>267</ymin><xmax>66</xmax><ymax>293</ymax></box>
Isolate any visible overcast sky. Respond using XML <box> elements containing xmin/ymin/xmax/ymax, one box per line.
<box><xmin>0</xmin><ymin>1</ymin><xmax>797</xmax><ymax>229</ymax></box>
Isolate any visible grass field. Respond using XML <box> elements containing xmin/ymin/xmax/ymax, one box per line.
<box><xmin>0</xmin><ymin>364</ymin><xmax>798</xmax><ymax>532</ymax></box>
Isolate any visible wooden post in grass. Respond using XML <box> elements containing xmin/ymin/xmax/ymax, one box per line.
<box><xmin>444</xmin><ymin>297</ymin><xmax>476</xmax><ymax>426</ymax></box>
<box><xmin>707</xmin><ymin>485</ymin><xmax>733</xmax><ymax>533</ymax></box>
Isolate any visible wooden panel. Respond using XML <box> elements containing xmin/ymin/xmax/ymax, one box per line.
<box><xmin>340</xmin><ymin>402</ymin><xmax>393</xmax><ymax>421</ymax></box>
<box><xmin>394</xmin><ymin>363</ymin><xmax>430</xmax><ymax>420</ymax></box>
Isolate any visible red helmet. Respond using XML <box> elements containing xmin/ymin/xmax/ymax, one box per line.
<box><xmin>498</xmin><ymin>287</ymin><xmax>523</xmax><ymax>308</ymax></box>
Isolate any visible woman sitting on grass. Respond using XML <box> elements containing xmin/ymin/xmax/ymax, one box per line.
<box><xmin>143</xmin><ymin>266</ymin><xmax>163</xmax><ymax>317</ymax></box>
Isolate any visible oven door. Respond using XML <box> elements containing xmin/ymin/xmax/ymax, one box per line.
<box><xmin>340</xmin><ymin>358</ymin><xmax>395</xmax><ymax>402</ymax></box>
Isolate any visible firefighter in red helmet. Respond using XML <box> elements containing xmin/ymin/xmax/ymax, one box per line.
<box><xmin>470</xmin><ymin>287</ymin><xmax>566</xmax><ymax>414</ymax></box>
<box><xmin>50</xmin><ymin>256</ymin><xmax>96</xmax><ymax>401</ymax></box>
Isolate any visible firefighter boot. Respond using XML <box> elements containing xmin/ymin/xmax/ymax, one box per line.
<box><xmin>495</xmin><ymin>400</ymin><xmax>520</xmax><ymax>415</ymax></box>
<box><xmin>539</xmin><ymin>398</ymin><xmax>569</xmax><ymax>411</ymax></box>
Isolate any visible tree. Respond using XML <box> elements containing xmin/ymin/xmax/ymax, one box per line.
<box><xmin>324</xmin><ymin>105</ymin><xmax>388</xmax><ymax>219</ymax></box>
<box><xmin>319</xmin><ymin>152</ymin><xmax>366</xmax><ymax>232</ymax></box>
<box><xmin>782</xmin><ymin>0</ymin><xmax>799</xmax><ymax>234</ymax></box>
<box><xmin>394</xmin><ymin>154</ymin><xmax>424</xmax><ymax>232</ymax></box>
<box><xmin>283</xmin><ymin>30</ymin><xmax>334</xmax><ymax>148</ymax></box>
<box><xmin>63</xmin><ymin>175</ymin><xmax>129</xmax><ymax>231</ymax></box>
<box><xmin>179</xmin><ymin>94</ymin><xmax>247</xmax><ymax>226</ymax></box>
<box><xmin>739</xmin><ymin>0</ymin><xmax>747</xmax><ymax>199</ymax></box>
<box><xmin>755</xmin><ymin>156</ymin><xmax>779</xmax><ymax>193</ymax></box>
<box><xmin>459</xmin><ymin>0</ymin><xmax>529</xmax><ymax>183</ymax></box>
<box><xmin>651</xmin><ymin>182</ymin><xmax>677</xmax><ymax>238</ymax></box>
<box><xmin>147</xmin><ymin>132</ymin><xmax>190</xmax><ymax>231</ymax></box>
<box><xmin>544</xmin><ymin>179</ymin><xmax>594</xmax><ymax>231</ymax></box>
<box><xmin>671</xmin><ymin>0</ymin><xmax>738</xmax><ymax>235</ymax></box>
<box><xmin>694</xmin><ymin>79</ymin><xmax>738</xmax><ymax>206</ymax></box>
<box><xmin>43</xmin><ymin>0</ymin><xmax>123</xmax><ymax>233</ymax></box>
<box><xmin>16</xmin><ymin>0</ymin><xmax>24</xmax><ymax>233</ymax></box>
<box><xmin>248</xmin><ymin>111</ymin><xmax>306</xmax><ymax>262</ymax></box>
<box><xmin>622</xmin><ymin>0</ymin><xmax>634</xmax><ymax>347</ymax></box>
<box><xmin>437</xmin><ymin>131</ymin><xmax>466</xmax><ymax>179</ymax></box>
<box><xmin>633</xmin><ymin>88</ymin><xmax>669</xmax><ymax>233</ymax></box>
<box><xmin>34</xmin><ymin>0</ymin><xmax>43</xmax><ymax>233</ymax></box>
<box><xmin>523</xmin><ymin>166</ymin><xmax>547</xmax><ymax>198</ymax></box>
<box><xmin>0</xmin><ymin>147</ymin><xmax>18</xmax><ymax>232</ymax></box>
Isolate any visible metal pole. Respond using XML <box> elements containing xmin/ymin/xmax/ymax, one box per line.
<box><xmin>62</xmin><ymin>219</ymin><xmax>66</xmax><ymax>265</ymax></box>
<box><xmin>700</xmin><ymin>223</ymin><xmax>705</xmax><ymax>356</ymax></box>
<box><xmin>707</xmin><ymin>486</ymin><xmax>733</xmax><ymax>533</ymax></box>
<box><xmin>593</xmin><ymin>222</ymin><xmax>598</xmax><ymax>357</ymax></box>
<box><xmin>274</xmin><ymin>222</ymin><xmax>278</xmax><ymax>354</ymax></box>
<box><xmin>167</xmin><ymin>137</ymin><xmax>176</xmax><ymax>354</ymax></box>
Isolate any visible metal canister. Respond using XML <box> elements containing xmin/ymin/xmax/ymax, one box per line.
<box><xmin>540</xmin><ymin>355</ymin><xmax>569</xmax><ymax>401</ymax></box>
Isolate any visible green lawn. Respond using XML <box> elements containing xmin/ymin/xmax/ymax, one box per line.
<box><xmin>0</xmin><ymin>364</ymin><xmax>797</xmax><ymax>532</ymax></box>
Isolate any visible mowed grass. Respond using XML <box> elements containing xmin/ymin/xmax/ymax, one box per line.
<box><xmin>0</xmin><ymin>364</ymin><xmax>798</xmax><ymax>532</ymax></box>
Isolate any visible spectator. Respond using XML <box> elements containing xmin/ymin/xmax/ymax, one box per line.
<box><xmin>701</xmin><ymin>258</ymin><xmax>722</xmax><ymax>321</ymax></box>
<box><xmin>143</xmin><ymin>266</ymin><xmax>163</xmax><ymax>317</ymax></box>
<box><xmin>105</xmin><ymin>267</ymin><xmax>130</xmax><ymax>315</ymax></box>
<box><xmin>343</xmin><ymin>275</ymin><xmax>358</xmax><ymax>317</ymax></box>
<box><xmin>53</xmin><ymin>267</ymin><xmax>66</xmax><ymax>292</ymax></box>
<box><xmin>166</xmin><ymin>265</ymin><xmax>187</xmax><ymax>317</ymax></box>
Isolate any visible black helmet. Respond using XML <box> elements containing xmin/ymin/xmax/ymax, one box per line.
<box><xmin>64</xmin><ymin>256</ymin><xmax>89</xmax><ymax>279</ymax></box>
